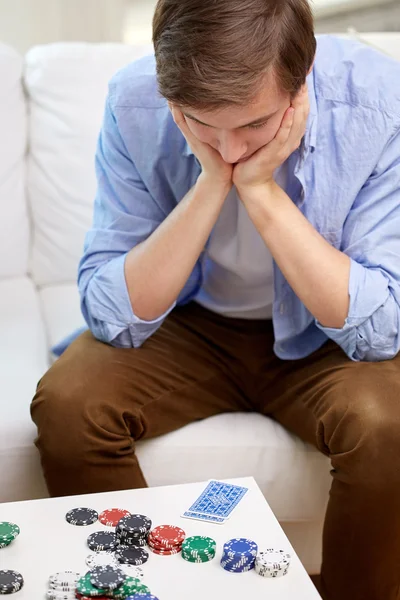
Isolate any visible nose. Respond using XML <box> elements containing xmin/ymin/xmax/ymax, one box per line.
<box><xmin>217</xmin><ymin>132</ymin><xmax>247</xmax><ymax>164</ymax></box>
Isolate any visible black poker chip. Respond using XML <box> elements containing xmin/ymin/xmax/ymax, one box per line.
<box><xmin>87</xmin><ymin>531</ymin><xmax>119</xmax><ymax>552</ymax></box>
<box><xmin>116</xmin><ymin>534</ymin><xmax>147</xmax><ymax>547</ymax></box>
<box><xmin>65</xmin><ymin>507</ymin><xmax>98</xmax><ymax>526</ymax></box>
<box><xmin>0</xmin><ymin>570</ymin><xmax>24</xmax><ymax>594</ymax></box>
<box><xmin>114</xmin><ymin>545</ymin><xmax>149</xmax><ymax>566</ymax></box>
<box><xmin>89</xmin><ymin>565</ymin><xmax>126</xmax><ymax>591</ymax></box>
<box><xmin>116</xmin><ymin>514</ymin><xmax>152</xmax><ymax>536</ymax></box>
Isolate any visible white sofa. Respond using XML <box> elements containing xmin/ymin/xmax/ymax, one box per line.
<box><xmin>1</xmin><ymin>32</ymin><xmax>399</xmax><ymax>575</ymax></box>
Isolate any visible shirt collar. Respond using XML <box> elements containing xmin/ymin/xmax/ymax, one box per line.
<box><xmin>182</xmin><ymin>66</ymin><xmax>318</xmax><ymax>159</ymax></box>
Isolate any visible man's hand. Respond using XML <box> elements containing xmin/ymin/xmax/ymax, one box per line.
<box><xmin>232</xmin><ymin>85</ymin><xmax>310</xmax><ymax>196</ymax></box>
<box><xmin>168</xmin><ymin>102</ymin><xmax>233</xmax><ymax>188</ymax></box>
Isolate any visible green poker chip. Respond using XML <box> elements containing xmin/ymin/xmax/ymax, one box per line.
<box><xmin>110</xmin><ymin>576</ymin><xmax>150</xmax><ymax>598</ymax></box>
<box><xmin>0</xmin><ymin>522</ymin><xmax>20</xmax><ymax>544</ymax></box>
<box><xmin>76</xmin><ymin>572</ymin><xmax>108</xmax><ymax>596</ymax></box>
<box><xmin>181</xmin><ymin>536</ymin><xmax>216</xmax><ymax>562</ymax></box>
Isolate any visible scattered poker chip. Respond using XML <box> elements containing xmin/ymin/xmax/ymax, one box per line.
<box><xmin>115</xmin><ymin>545</ymin><xmax>149</xmax><ymax>566</ymax></box>
<box><xmin>0</xmin><ymin>570</ymin><xmax>24</xmax><ymax>594</ymax></box>
<box><xmin>111</xmin><ymin>577</ymin><xmax>150</xmax><ymax>599</ymax></box>
<box><xmin>87</xmin><ymin>531</ymin><xmax>119</xmax><ymax>552</ymax></box>
<box><xmin>89</xmin><ymin>565</ymin><xmax>126</xmax><ymax>591</ymax></box>
<box><xmin>65</xmin><ymin>508</ymin><xmax>98</xmax><ymax>526</ymax></box>
<box><xmin>0</xmin><ymin>523</ymin><xmax>20</xmax><ymax>544</ymax></box>
<box><xmin>86</xmin><ymin>551</ymin><xmax>119</xmax><ymax>569</ymax></box>
<box><xmin>116</xmin><ymin>515</ymin><xmax>152</xmax><ymax>536</ymax></box>
<box><xmin>255</xmin><ymin>549</ymin><xmax>291</xmax><ymax>578</ymax></box>
<box><xmin>149</xmin><ymin>525</ymin><xmax>185</xmax><ymax>549</ymax></box>
<box><xmin>99</xmin><ymin>509</ymin><xmax>131</xmax><ymax>528</ymax></box>
<box><xmin>76</xmin><ymin>572</ymin><xmax>108</xmax><ymax>597</ymax></box>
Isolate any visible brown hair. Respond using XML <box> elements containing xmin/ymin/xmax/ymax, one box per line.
<box><xmin>152</xmin><ymin>0</ymin><xmax>316</xmax><ymax>111</ymax></box>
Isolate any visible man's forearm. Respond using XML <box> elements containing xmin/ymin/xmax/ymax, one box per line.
<box><xmin>238</xmin><ymin>181</ymin><xmax>351</xmax><ymax>328</ymax></box>
<box><xmin>125</xmin><ymin>174</ymin><xmax>231</xmax><ymax>321</ymax></box>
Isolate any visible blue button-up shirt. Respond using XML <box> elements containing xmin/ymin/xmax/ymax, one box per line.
<box><xmin>55</xmin><ymin>35</ymin><xmax>400</xmax><ymax>362</ymax></box>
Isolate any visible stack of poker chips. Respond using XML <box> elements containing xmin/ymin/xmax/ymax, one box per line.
<box><xmin>0</xmin><ymin>521</ymin><xmax>20</xmax><ymax>549</ymax></box>
<box><xmin>255</xmin><ymin>549</ymin><xmax>291</xmax><ymax>578</ymax></box>
<box><xmin>181</xmin><ymin>535</ymin><xmax>217</xmax><ymax>563</ymax></box>
<box><xmin>116</xmin><ymin>514</ymin><xmax>152</xmax><ymax>548</ymax></box>
<box><xmin>75</xmin><ymin>566</ymin><xmax>151</xmax><ymax>598</ymax></box>
<box><xmin>47</xmin><ymin>570</ymin><xmax>80</xmax><ymax>599</ymax></box>
<box><xmin>220</xmin><ymin>538</ymin><xmax>258</xmax><ymax>573</ymax></box>
<box><xmin>147</xmin><ymin>525</ymin><xmax>186</xmax><ymax>555</ymax></box>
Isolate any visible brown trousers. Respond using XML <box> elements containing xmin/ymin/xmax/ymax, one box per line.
<box><xmin>31</xmin><ymin>301</ymin><xmax>400</xmax><ymax>600</ymax></box>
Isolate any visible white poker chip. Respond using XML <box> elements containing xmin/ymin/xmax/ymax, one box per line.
<box><xmin>117</xmin><ymin>563</ymin><xmax>144</xmax><ymax>579</ymax></box>
<box><xmin>255</xmin><ymin>549</ymin><xmax>291</xmax><ymax>578</ymax></box>
<box><xmin>48</xmin><ymin>571</ymin><xmax>81</xmax><ymax>587</ymax></box>
<box><xmin>86</xmin><ymin>551</ymin><xmax>119</xmax><ymax>569</ymax></box>
<box><xmin>46</xmin><ymin>591</ymin><xmax>76</xmax><ymax>600</ymax></box>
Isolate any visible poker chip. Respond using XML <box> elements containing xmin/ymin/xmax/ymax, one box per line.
<box><xmin>87</xmin><ymin>531</ymin><xmax>119</xmax><ymax>552</ymax></box>
<box><xmin>255</xmin><ymin>549</ymin><xmax>291</xmax><ymax>578</ymax></box>
<box><xmin>147</xmin><ymin>539</ymin><xmax>182</xmax><ymax>555</ymax></box>
<box><xmin>181</xmin><ymin>536</ymin><xmax>216</xmax><ymax>563</ymax></box>
<box><xmin>65</xmin><ymin>508</ymin><xmax>98</xmax><ymax>526</ymax></box>
<box><xmin>46</xmin><ymin>591</ymin><xmax>76</xmax><ymax>600</ymax></box>
<box><xmin>149</xmin><ymin>525</ymin><xmax>185</xmax><ymax>549</ymax></box>
<box><xmin>115</xmin><ymin>545</ymin><xmax>149</xmax><ymax>566</ymax></box>
<box><xmin>86</xmin><ymin>551</ymin><xmax>119</xmax><ymax>569</ymax></box>
<box><xmin>110</xmin><ymin>577</ymin><xmax>150</xmax><ymax>599</ymax></box>
<box><xmin>129</xmin><ymin>595</ymin><xmax>159</xmax><ymax>600</ymax></box>
<box><xmin>0</xmin><ymin>523</ymin><xmax>20</xmax><ymax>544</ymax></box>
<box><xmin>76</xmin><ymin>572</ymin><xmax>108</xmax><ymax>597</ymax></box>
<box><xmin>116</xmin><ymin>515</ymin><xmax>152</xmax><ymax>537</ymax></box>
<box><xmin>223</xmin><ymin>538</ymin><xmax>258</xmax><ymax>558</ymax></box>
<box><xmin>0</xmin><ymin>541</ymin><xmax>12</xmax><ymax>550</ymax></box>
<box><xmin>89</xmin><ymin>565</ymin><xmax>126</xmax><ymax>591</ymax></box>
<box><xmin>117</xmin><ymin>564</ymin><xmax>144</xmax><ymax>580</ymax></box>
<box><xmin>99</xmin><ymin>509</ymin><xmax>131</xmax><ymax>528</ymax></box>
<box><xmin>48</xmin><ymin>571</ymin><xmax>81</xmax><ymax>588</ymax></box>
<box><xmin>116</xmin><ymin>535</ymin><xmax>147</xmax><ymax>547</ymax></box>
<box><xmin>0</xmin><ymin>570</ymin><xmax>24</xmax><ymax>594</ymax></box>
<box><xmin>220</xmin><ymin>538</ymin><xmax>258</xmax><ymax>573</ymax></box>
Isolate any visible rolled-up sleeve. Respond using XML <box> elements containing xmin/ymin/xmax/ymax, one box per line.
<box><xmin>315</xmin><ymin>126</ymin><xmax>400</xmax><ymax>362</ymax></box>
<box><xmin>78</xmin><ymin>87</ymin><xmax>199</xmax><ymax>349</ymax></box>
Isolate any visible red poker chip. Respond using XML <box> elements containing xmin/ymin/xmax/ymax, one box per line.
<box><xmin>149</xmin><ymin>525</ymin><xmax>186</xmax><ymax>548</ymax></box>
<box><xmin>147</xmin><ymin>542</ymin><xmax>182</xmax><ymax>555</ymax></box>
<box><xmin>147</xmin><ymin>533</ymin><xmax>181</xmax><ymax>551</ymax></box>
<box><xmin>99</xmin><ymin>508</ymin><xmax>131</xmax><ymax>527</ymax></box>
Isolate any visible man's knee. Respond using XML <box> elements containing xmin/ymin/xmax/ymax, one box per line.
<box><xmin>326</xmin><ymin>366</ymin><xmax>400</xmax><ymax>486</ymax></box>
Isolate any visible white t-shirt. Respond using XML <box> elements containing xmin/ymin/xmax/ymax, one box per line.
<box><xmin>195</xmin><ymin>163</ymin><xmax>288</xmax><ymax>319</ymax></box>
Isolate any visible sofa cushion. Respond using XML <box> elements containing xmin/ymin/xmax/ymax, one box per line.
<box><xmin>0</xmin><ymin>44</ymin><xmax>29</xmax><ymax>279</ymax></box>
<box><xmin>0</xmin><ymin>277</ymin><xmax>49</xmax><ymax>502</ymax></box>
<box><xmin>25</xmin><ymin>42</ymin><xmax>153</xmax><ymax>287</ymax></box>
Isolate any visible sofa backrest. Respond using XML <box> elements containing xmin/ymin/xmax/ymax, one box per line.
<box><xmin>22</xmin><ymin>34</ymin><xmax>400</xmax><ymax>288</ymax></box>
<box><xmin>0</xmin><ymin>43</ymin><xmax>29</xmax><ymax>279</ymax></box>
<box><xmin>24</xmin><ymin>42</ymin><xmax>153</xmax><ymax>286</ymax></box>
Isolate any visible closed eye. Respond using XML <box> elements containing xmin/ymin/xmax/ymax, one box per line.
<box><xmin>190</xmin><ymin>118</ymin><xmax>269</xmax><ymax>130</ymax></box>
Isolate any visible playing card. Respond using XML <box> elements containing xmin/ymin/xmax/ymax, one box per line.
<box><xmin>187</xmin><ymin>480</ymin><xmax>249</xmax><ymax>520</ymax></box>
<box><xmin>181</xmin><ymin>510</ymin><xmax>226</xmax><ymax>524</ymax></box>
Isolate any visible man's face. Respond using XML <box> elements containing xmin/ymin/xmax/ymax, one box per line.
<box><xmin>181</xmin><ymin>70</ymin><xmax>292</xmax><ymax>165</ymax></box>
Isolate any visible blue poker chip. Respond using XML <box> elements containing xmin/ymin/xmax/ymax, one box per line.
<box><xmin>0</xmin><ymin>570</ymin><xmax>24</xmax><ymax>594</ymax></box>
<box><xmin>128</xmin><ymin>595</ymin><xmax>160</xmax><ymax>600</ymax></box>
<box><xmin>87</xmin><ymin>531</ymin><xmax>119</xmax><ymax>552</ymax></box>
<box><xmin>90</xmin><ymin>565</ymin><xmax>126</xmax><ymax>591</ymax></box>
<box><xmin>223</xmin><ymin>538</ymin><xmax>258</xmax><ymax>558</ymax></box>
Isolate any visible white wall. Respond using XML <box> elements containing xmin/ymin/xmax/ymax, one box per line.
<box><xmin>0</xmin><ymin>0</ymin><xmax>129</xmax><ymax>54</ymax></box>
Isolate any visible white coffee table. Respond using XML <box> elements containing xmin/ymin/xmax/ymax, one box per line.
<box><xmin>0</xmin><ymin>476</ymin><xmax>321</xmax><ymax>599</ymax></box>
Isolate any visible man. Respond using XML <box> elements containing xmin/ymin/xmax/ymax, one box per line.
<box><xmin>31</xmin><ymin>0</ymin><xmax>400</xmax><ymax>598</ymax></box>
